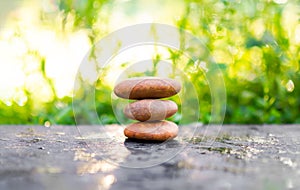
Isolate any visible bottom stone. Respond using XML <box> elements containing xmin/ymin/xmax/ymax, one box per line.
<box><xmin>124</xmin><ymin>120</ymin><xmax>178</xmax><ymax>141</ymax></box>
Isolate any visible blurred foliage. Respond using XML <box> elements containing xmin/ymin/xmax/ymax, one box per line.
<box><xmin>176</xmin><ymin>0</ymin><xmax>300</xmax><ymax>124</ymax></box>
<box><xmin>1</xmin><ymin>0</ymin><xmax>300</xmax><ymax>125</ymax></box>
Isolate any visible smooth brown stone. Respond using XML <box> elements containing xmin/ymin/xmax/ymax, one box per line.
<box><xmin>124</xmin><ymin>99</ymin><xmax>178</xmax><ymax>121</ymax></box>
<box><xmin>114</xmin><ymin>77</ymin><xmax>181</xmax><ymax>99</ymax></box>
<box><xmin>124</xmin><ymin>121</ymin><xmax>178</xmax><ymax>141</ymax></box>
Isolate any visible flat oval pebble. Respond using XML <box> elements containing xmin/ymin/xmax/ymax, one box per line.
<box><xmin>114</xmin><ymin>77</ymin><xmax>181</xmax><ymax>99</ymax></box>
<box><xmin>124</xmin><ymin>99</ymin><xmax>178</xmax><ymax>121</ymax></box>
<box><xmin>124</xmin><ymin>121</ymin><xmax>178</xmax><ymax>141</ymax></box>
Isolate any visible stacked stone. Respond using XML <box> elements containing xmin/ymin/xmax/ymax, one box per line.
<box><xmin>114</xmin><ymin>77</ymin><xmax>181</xmax><ymax>141</ymax></box>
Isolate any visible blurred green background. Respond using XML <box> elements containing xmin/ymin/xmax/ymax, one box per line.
<box><xmin>0</xmin><ymin>0</ymin><xmax>299</xmax><ymax>125</ymax></box>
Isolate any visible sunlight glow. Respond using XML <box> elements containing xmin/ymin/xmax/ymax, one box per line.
<box><xmin>0</xmin><ymin>2</ymin><xmax>90</xmax><ymax>101</ymax></box>
<box><xmin>0</xmin><ymin>0</ymin><xmax>186</xmax><ymax>102</ymax></box>
<box><xmin>286</xmin><ymin>80</ymin><xmax>295</xmax><ymax>92</ymax></box>
<box><xmin>74</xmin><ymin>149</ymin><xmax>117</xmax><ymax>175</ymax></box>
<box><xmin>273</xmin><ymin>0</ymin><xmax>288</xmax><ymax>4</ymax></box>
<box><xmin>295</xmin><ymin>24</ymin><xmax>300</xmax><ymax>44</ymax></box>
<box><xmin>98</xmin><ymin>175</ymin><xmax>116</xmax><ymax>190</ymax></box>
<box><xmin>103</xmin><ymin>45</ymin><xmax>172</xmax><ymax>86</ymax></box>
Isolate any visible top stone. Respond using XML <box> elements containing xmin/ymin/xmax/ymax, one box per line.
<box><xmin>114</xmin><ymin>77</ymin><xmax>181</xmax><ymax>99</ymax></box>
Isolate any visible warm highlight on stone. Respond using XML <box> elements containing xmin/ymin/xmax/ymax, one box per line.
<box><xmin>124</xmin><ymin>121</ymin><xmax>178</xmax><ymax>141</ymax></box>
<box><xmin>114</xmin><ymin>77</ymin><xmax>181</xmax><ymax>141</ymax></box>
<box><xmin>124</xmin><ymin>99</ymin><xmax>178</xmax><ymax>122</ymax></box>
<box><xmin>114</xmin><ymin>77</ymin><xmax>181</xmax><ymax>99</ymax></box>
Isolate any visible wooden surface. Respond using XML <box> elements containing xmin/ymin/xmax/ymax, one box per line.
<box><xmin>0</xmin><ymin>124</ymin><xmax>299</xmax><ymax>190</ymax></box>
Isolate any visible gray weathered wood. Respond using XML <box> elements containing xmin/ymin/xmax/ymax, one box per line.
<box><xmin>0</xmin><ymin>125</ymin><xmax>299</xmax><ymax>190</ymax></box>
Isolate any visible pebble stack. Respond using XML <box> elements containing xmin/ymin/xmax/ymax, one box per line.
<box><xmin>114</xmin><ymin>77</ymin><xmax>181</xmax><ymax>141</ymax></box>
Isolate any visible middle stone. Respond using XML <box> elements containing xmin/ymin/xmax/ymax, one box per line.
<box><xmin>124</xmin><ymin>99</ymin><xmax>178</xmax><ymax>122</ymax></box>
